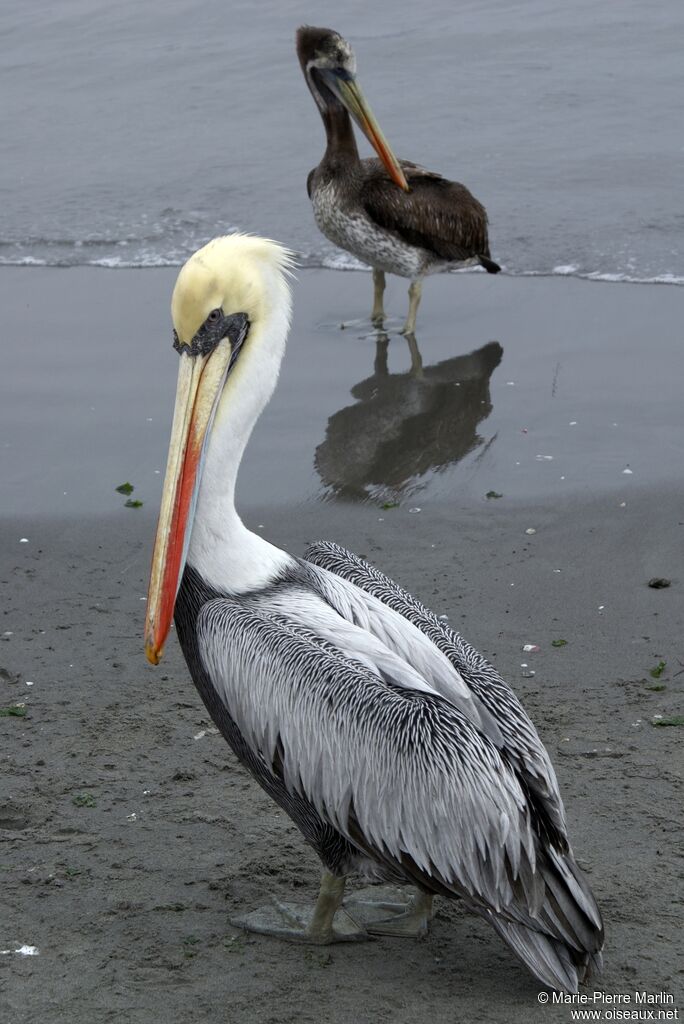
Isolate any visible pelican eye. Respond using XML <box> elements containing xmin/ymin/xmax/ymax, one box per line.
<box><xmin>173</xmin><ymin>306</ymin><xmax>229</xmax><ymax>357</ymax></box>
<box><xmin>173</xmin><ymin>311</ymin><xmax>250</xmax><ymax>360</ymax></box>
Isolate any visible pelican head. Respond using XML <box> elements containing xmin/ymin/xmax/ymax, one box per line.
<box><xmin>145</xmin><ymin>235</ymin><xmax>293</xmax><ymax>665</ymax></box>
<box><xmin>296</xmin><ymin>25</ymin><xmax>409</xmax><ymax>192</ymax></box>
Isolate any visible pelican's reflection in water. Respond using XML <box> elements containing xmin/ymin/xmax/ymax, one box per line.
<box><xmin>315</xmin><ymin>336</ymin><xmax>503</xmax><ymax>500</ymax></box>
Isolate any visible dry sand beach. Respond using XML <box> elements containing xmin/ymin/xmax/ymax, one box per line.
<box><xmin>1</xmin><ymin>267</ymin><xmax>683</xmax><ymax>1023</ymax></box>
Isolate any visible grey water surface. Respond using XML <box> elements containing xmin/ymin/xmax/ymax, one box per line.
<box><xmin>1</xmin><ymin>0</ymin><xmax>683</xmax><ymax>281</ymax></box>
<box><xmin>2</xmin><ymin>267</ymin><xmax>683</xmax><ymax>518</ymax></box>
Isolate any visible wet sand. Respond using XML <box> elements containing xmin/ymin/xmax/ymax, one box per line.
<box><xmin>1</xmin><ymin>268</ymin><xmax>683</xmax><ymax>1022</ymax></box>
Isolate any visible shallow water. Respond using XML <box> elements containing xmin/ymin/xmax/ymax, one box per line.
<box><xmin>1</xmin><ymin>0</ymin><xmax>683</xmax><ymax>282</ymax></box>
<box><xmin>2</xmin><ymin>267</ymin><xmax>683</xmax><ymax>519</ymax></box>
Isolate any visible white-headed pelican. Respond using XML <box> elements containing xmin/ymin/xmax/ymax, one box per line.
<box><xmin>145</xmin><ymin>234</ymin><xmax>602</xmax><ymax>993</ymax></box>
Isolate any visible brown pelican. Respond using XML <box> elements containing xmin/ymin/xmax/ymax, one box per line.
<box><xmin>315</xmin><ymin>336</ymin><xmax>503</xmax><ymax>499</ymax></box>
<box><xmin>145</xmin><ymin>234</ymin><xmax>603</xmax><ymax>993</ymax></box>
<box><xmin>296</xmin><ymin>26</ymin><xmax>500</xmax><ymax>335</ymax></box>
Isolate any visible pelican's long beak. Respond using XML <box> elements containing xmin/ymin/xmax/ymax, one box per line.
<box><xmin>322</xmin><ymin>69</ymin><xmax>409</xmax><ymax>192</ymax></box>
<box><xmin>144</xmin><ymin>315</ymin><xmax>248</xmax><ymax>665</ymax></box>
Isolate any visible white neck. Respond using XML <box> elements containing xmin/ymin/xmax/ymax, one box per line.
<box><xmin>187</xmin><ymin>276</ymin><xmax>296</xmax><ymax>594</ymax></box>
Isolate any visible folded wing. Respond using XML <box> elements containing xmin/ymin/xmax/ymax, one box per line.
<box><xmin>303</xmin><ymin>541</ymin><xmax>568</xmax><ymax>854</ymax></box>
<box><xmin>360</xmin><ymin>158</ymin><xmax>492</xmax><ymax>263</ymax></box>
<box><xmin>198</xmin><ymin>595</ymin><xmax>538</xmax><ymax>912</ymax></box>
<box><xmin>198</xmin><ymin>586</ymin><xmax>603</xmax><ymax>990</ymax></box>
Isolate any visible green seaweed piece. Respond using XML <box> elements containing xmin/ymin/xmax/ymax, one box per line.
<box><xmin>224</xmin><ymin>937</ymin><xmax>245</xmax><ymax>954</ymax></box>
<box><xmin>0</xmin><ymin>706</ymin><xmax>27</xmax><ymax>717</ymax></box>
<box><xmin>486</xmin><ymin>491</ymin><xmax>503</xmax><ymax>499</ymax></box>
<box><xmin>551</xmin><ymin>639</ymin><xmax>568</xmax><ymax>648</ymax></box>
<box><xmin>381</xmin><ymin>501</ymin><xmax>399</xmax><ymax>510</ymax></box>
<box><xmin>124</xmin><ymin>499</ymin><xmax>143</xmax><ymax>509</ymax></box>
<box><xmin>115</xmin><ymin>482</ymin><xmax>134</xmax><ymax>495</ymax></box>
<box><xmin>72</xmin><ymin>793</ymin><xmax>97</xmax><ymax>808</ymax></box>
<box><xmin>649</xmin><ymin>660</ymin><xmax>666</xmax><ymax>679</ymax></box>
<box><xmin>652</xmin><ymin>716</ymin><xmax>684</xmax><ymax>728</ymax></box>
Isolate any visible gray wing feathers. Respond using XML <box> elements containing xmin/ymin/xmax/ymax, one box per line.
<box><xmin>248</xmin><ymin>588</ymin><xmax>441</xmax><ymax>698</ymax></box>
<box><xmin>294</xmin><ymin>563</ymin><xmax>507</xmax><ymax>748</ymax></box>
<box><xmin>302</xmin><ymin>542</ymin><xmax>604</xmax><ymax>990</ymax></box>
<box><xmin>197</xmin><ymin>597</ymin><xmax>538</xmax><ymax>912</ymax></box>
<box><xmin>303</xmin><ymin>541</ymin><xmax>568</xmax><ymax>847</ymax></box>
<box><xmin>488</xmin><ymin>847</ymin><xmax>605</xmax><ymax>991</ymax></box>
<box><xmin>489</xmin><ymin>916</ymin><xmax>582</xmax><ymax>992</ymax></box>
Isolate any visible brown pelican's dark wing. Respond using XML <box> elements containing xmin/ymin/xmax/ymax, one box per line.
<box><xmin>360</xmin><ymin>159</ymin><xmax>499</xmax><ymax>268</ymax></box>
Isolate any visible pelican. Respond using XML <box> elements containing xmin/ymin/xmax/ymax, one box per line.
<box><xmin>296</xmin><ymin>26</ymin><xmax>500</xmax><ymax>335</ymax></box>
<box><xmin>145</xmin><ymin>234</ymin><xmax>603</xmax><ymax>993</ymax></box>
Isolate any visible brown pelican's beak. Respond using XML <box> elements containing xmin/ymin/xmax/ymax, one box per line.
<box><xmin>322</xmin><ymin>68</ymin><xmax>409</xmax><ymax>192</ymax></box>
<box><xmin>145</xmin><ymin>314</ymin><xmax>249</xmax><ymax>665</ymax></box>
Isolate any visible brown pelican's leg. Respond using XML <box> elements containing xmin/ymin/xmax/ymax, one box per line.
<box><xmin>344</xmin><ymin>888</ymin><xmax>435</xmax><ymax>938</ymax></box>
<box><xmin>401</xmin><ymin>279</ymin><xmax>423</xmax><ymax>336</ymax></box>
<box><xmin>371</xmin><ymin>269</ymin><xmax>386</xmax><ymax>325</ymax></box>
<box><xmin>230</xmin><ymin>870</ymin><xmax>368</xmax><ymax>944</ymax></box>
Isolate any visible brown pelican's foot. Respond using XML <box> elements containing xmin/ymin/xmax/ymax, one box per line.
<box><xmin>371</xmin><ymin>268</ymin><xmax>386</xmax><ymax>325</ymax></box>
<box><xmin>344</xmin><ymin>888</ymin><xmax>435</xmax><ymax>939</ymax></box>
<box><xmin>401</xmin><ymin>279</ymin><xmax>423</xmax><ymax>336</ymax></box>
<box><xmin>230</xmin><ymin>871</ymin><xmax>369</xmax><ymax>944</ymax></box>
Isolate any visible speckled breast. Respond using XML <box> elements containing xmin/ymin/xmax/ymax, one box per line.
<box><xmin>311</xmin><ymin>181</ymin><xmax>428</xmax><ymax>278</ymax></box>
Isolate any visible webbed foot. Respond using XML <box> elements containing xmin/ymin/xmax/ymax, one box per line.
<box><xmin>230</xmin><ymin>870</ymin><xmax>369</xmax><ymax>944</ymax></box>
<box><xmin>344</xmin><ymin>888</ymin><xmax>435</xmax><ymax>939</ymax></box>
<box><xmin>230</xmin><ymin>899</ymin><xmax>368</xmax><ymax>944</ymax></box>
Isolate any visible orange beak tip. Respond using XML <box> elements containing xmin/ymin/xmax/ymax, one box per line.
<box><xmin>392</xmin><ymin>169</ymin><xmax>409</xmax><ymax>192</ymax></box>
<box><xmin>146</xmin><ymin>642</ymin><xmax>162</xmax><ymax>666</ymax></box>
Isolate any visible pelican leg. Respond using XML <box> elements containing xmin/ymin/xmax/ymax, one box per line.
<box><xmin>230</xmin><ymin>870</ymin><xmax>368</xmax><ymax>944</ymax></box>
<box><xmin>401</xmin><ymin>279</ymin><xmax>423</xmax><ymax>336</ymax></box>
<box><xmin>344</xmin><ymin>888</ymin><xmax>435</xmax><ymax>939</ymax></box>
<box><xmin>371</xmin><ymin>269</ymin><xmax>386</xmax><ymax>326</ymax></box>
